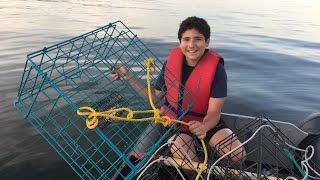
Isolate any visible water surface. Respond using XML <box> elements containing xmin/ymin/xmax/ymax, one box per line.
<box><xmin>0</xmin><ymin>0</ymin><xmax>319</xmax><ymax>179</ymax></box>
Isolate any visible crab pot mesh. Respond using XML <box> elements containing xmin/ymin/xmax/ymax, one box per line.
<box><xmin>13</xmin><ymin>21</ymin><xmax>195</xmax><ymax>180</ymax></box>
<box><xmin>137</xmin><ymin>116</ymin><xmax>320</xmax><ymax>180</ymax></box>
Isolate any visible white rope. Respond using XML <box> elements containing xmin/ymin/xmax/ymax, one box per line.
<box><xmin>285</xmin><ymin>144</ymin><xmax>320</xmax><ymax>180</ymax></box>
<box><xmin>137</xmin><ymin>156</ymin><xmax>186</xmax><ymax>180</ymax></box>
<box><xmin>137</xmin><ymin>138</ymin><xmax>204</xmax><ymax>180</ymax></box>
<box><xmin>137</xmin><ymin>142</ymin><xmax>169</xmax><ymax>174</ymax></box>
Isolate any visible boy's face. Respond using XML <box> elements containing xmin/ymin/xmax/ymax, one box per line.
<box><xmin>179</xmin><ymin>28</ymin><xmax>209</xmax><ymax>65</ymax></box>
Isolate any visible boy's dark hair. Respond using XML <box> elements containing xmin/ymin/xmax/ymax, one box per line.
<box><xmin>178</xmin><ymin>16</ymin><xmax>211</xmax><ymax>42</ymax></box>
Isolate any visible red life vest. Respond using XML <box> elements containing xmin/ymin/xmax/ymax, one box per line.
<box><xmin>161</xmin><ymin>47</ymin><xmax>222</xmax><ymax>124</ymax></box>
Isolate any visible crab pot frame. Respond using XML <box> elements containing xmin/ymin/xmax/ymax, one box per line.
<box><xmin>14</xmin><ymin>21</ymin><xmax>194</xmax><ymax>180</ymax></box>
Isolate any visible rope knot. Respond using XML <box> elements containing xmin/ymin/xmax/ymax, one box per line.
<box><xmin>86</xmin><ymin>115</ymin><xmax>99</xmax><ymax>129</ymax></box>
<box><xmin>154</xmin><ymin>116</ymin><xmax>172</xmax><ymax>127</ymax></box>
<box><xmin>77</xmin><ymin>106</ymin><xmax>99</xmax><ymax>129</ymax></box>
<box><xmin>144</xmin><ymin>57</ymin><xmax>154</xmax><ymax>67</ymax></box>
<box><xmin>126</xmin><ymin>109</ymin><xmax>134</xmax><ymax>119</ymax></box>
<box><xmin>153</xmin><ymin>109</ymin><xmax>160</xmax><ymax>119</ymax></box>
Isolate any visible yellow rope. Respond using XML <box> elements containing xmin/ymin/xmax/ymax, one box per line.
<box><xmin>77</xmin><ymin>57</ymin><xmax>208</xmax><ymax>180</ymax></box>
<box><xmin>77</xmin><ymin>106</ymin><xmax>155</xmax><ymax>129</ymax></box>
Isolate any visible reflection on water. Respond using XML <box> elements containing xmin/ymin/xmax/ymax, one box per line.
<box><xmin>0</xmin><ymin>0</ymin><xmax>319</xmax><ymax>179</ymax></box>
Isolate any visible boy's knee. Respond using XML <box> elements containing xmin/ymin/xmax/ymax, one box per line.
<box><xmin>168</xmin><ymin>133</ymin><xmax>193</xmax><ymax>150</ymax></box>
<box><xmin>208</xmin><ymin>128</ymin><xmax>232</xmax><ymax>147</ymax></box>
<box><xmin>208</xmin><ymin>128</ymin><xmax>247</xmax><ymax>163</ymax></box>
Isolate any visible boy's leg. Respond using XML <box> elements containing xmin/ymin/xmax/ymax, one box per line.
<box><xmin>208</xmin><ymin>128</ymin><xmax>246</xmax><ymax>163</ymax></box>
<box><xmin>168</xmin><ymin>133</ymin><xmax>199</xmax><ymax>162</ymax></box>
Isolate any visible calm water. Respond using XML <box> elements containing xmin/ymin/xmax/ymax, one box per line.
<box><xmin>0</xmin><ymin>0</ymin><xmax>319</xmax><ymax>179</ymax></box>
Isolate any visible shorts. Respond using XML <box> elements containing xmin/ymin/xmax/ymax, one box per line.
<box><xmin>204</xmin><ymin>118</ymin><xmax>228</xmax><ymax>142</ymax></box>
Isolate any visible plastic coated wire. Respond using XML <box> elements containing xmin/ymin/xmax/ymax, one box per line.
<box><xmin>77</xmin><ymin>57</ymin><xmax>208</xmax><ymax>180</ymax></box>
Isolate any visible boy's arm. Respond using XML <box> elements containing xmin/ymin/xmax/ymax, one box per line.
<box><xmin>189</xmin><ymin>97</ymin><xmax>225</xmax><ymax>139</ymax></box>
<box><xmin>111</xmin><ymin>64</ymin><xmax>165</xmax><ymax>103</ymax></box>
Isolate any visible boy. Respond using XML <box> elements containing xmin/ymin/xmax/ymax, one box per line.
<box><xmin>112</xmin><ymin>16</ymin><xmax>245</xmax><ymax>163</ymax></box>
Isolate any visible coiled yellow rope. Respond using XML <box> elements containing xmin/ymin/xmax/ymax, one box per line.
<box><xmin>77</xmin><ymin>58</ymin><xmax>207</xmax><ymax>180</ymax></box>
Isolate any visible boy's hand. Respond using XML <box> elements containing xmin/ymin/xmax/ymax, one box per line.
<box><xmin>110</xmin><ymin>64</ymin><xmax>132</xmax><ymax>80</ymax></box>
<box><xmin>189</xmin><ymin>121</ymin><xmax>207</xmax><ymax>140</ymax></box>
